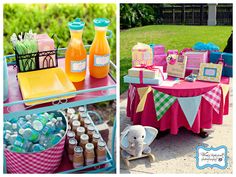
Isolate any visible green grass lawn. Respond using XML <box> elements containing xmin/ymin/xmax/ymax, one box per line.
<box><xmin>120</xmin><ymin>25</ymin><xmax>232</xmax><ymax>94</ymax></box>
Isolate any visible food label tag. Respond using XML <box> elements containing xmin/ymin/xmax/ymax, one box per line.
<box><xmin>94</xmin><ymin>54</ymin><xmax>110</xmax><ymax>66</ymax></box>
<box><xmin>71</xmin><ymin>59</ymin><xmax>86</xmax><ymax>72</ymax></box>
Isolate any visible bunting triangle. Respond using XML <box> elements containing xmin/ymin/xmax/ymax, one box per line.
<box><xmin>153</xmin><ymin>90</ymin><xmax>176</xmax><ymax>120</ymax></box>
<box><xmin>202</xmin><ymin>85</ymin><xmax>221</xmax><ymax>114</ymax></box>
<box><xmin>129</xmin><ymin>84</ymin><xmax>136</xmax><ymax>111</ymax></box>
<box><xmin>178</xmin><ymin>96</ymin><xmax>202</xmax><ymax>127</ymax></box>
<box><xmin>136</xmin><ymin>86</ymin><xmax>153</xmax><ymax>113</ymax></box>
<box><xmin>221</xmin><ymin>84</ymin><xmax>230</xmax><ymax>105</ymax></box>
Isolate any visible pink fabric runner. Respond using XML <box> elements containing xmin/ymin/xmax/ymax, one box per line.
<box><xmin>127</xmin><ymin>77</ymin><xmax>230</xmax><ymax>134</ymax></box>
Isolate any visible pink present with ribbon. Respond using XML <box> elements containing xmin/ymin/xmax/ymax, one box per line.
<box><xmin>153</xmin><ymin>53</ymin><xmax>167</xmax><ymax>71</ymax></box>
<box><xmin>134</xmin><ymin>64</ymin><xmax>165</xmax><ymax>84</ymax></box>
<box><xmin>154</xmin><ymin>45</ymin><xmax>165</xmax><ymax>55</ymax></box>
<box><xmin>128</xmin><ymin>65</ymin><xmax>163</xmax><ymax>79</ymax></box>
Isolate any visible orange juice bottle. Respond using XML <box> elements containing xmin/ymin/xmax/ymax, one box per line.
<box><xmin>89</xmin><ymin>18</ymin><xmax>112</xmax><ymax>78</ymax></box>
<box><xmin>65</xmin><ymin>18</ymin><xmax>87</xmax><ymax>82</ymax></box>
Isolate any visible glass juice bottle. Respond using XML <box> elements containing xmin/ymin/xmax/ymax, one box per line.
<box><xmin>65</xmin><ymin>18</ymin><xmax>87</xmax><ymax>82</ymax></box>
<box><xmin>89</xmin><ymin>18</ymin><xmax>111</xmax><ymax>78</ymax></box>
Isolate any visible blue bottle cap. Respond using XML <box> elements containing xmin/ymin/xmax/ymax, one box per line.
<box><xmin>93</xmin><ymin>18</ymin><xmax>110</xmax><ymax>27</ymax></box>
<box><xmin>68</xmin><ymin>18</ymin><xmax>85</xmax><ymax>30</ymax></box>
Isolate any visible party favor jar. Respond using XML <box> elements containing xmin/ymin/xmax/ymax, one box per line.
<box><xmin>89</xmin><ymin>18</ymin><xmax>112</xmax><ymax>78</ymax></box>
<box><xmin>65</xmin><ymin>18</ymin><xmax>87</xmax><ymax>82</ymax></box>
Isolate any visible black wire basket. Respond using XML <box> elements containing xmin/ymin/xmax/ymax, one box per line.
<box><xmin>15</xmin><ymin>34</ymin><xmax>59</xmax><ymax>72</ymax></box>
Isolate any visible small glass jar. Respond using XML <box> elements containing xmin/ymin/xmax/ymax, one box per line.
<box><xmin>79</xmin><ymin>134</ymin><xmax>89</xmax><ymax>149</ymax></box>
<box><xmin>78</xmin><ymin>106</ymin><xmax>85</xmax><ymax>113</ymax></box>
<box><xmin>66</xmin><ymin>131</ymin><xmax>75</xmax><ymax>146</ymax></box>
<box><xmin>67</xmin><ymin>108</ymin><xmax>76</xmax><ymax>118</ymax></box>
<box><xmin>79</xmin><ymin>112</ymin><xmax>87</xmax><ymax>126</ymax></box>
<box><xmin>72</xmin><ymin>120</ymin><xmax>81</xmax><ymax>133</ymax></box>
<box><xmin>76</xmin><ymin>126</ymin><xmax>85</xmax><ymax>142</ymax></box>
<box><xmin>87</xmin><ymin>125</ymin><xmax>95</xmax><ymax>142</ymax></box>
<box><xmin>73</xmin><ymin>146</ymin><xmax>84</xmax><ymax>168</ymax></box>
<box><xmin>68</xmin><ymin>138</ymin><xmax>77</xmax><ymax>161</ymax></box>
<box><xmin>84</xmin><ymin>118</ymin><xmax>91</xmax><ymax>133</ymax></box>
<box><xmin>69</xmin><ymin>114</ymin><xmax>79</xmax><ymax>127</ymax></box>
<box><xmin>96</xmin><ymin>140</ymin><xmax>106</xmax><ymax>162</ymax></box>
<box><xmin>84</xmin><ymin>143</ymin><xmax>95</xmax><ymax>166</ymax></box>
<box><xmin>92</xmin><ymin>132</ymin><xmax>101</xmax><ymax>149</ymax></box>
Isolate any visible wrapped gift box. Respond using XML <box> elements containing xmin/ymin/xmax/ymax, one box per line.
<box><xmin>128</xmin><ymin>66</ymin><xmax>163</xmax><ymax>79</ymax></box>
<box><xmin>153</xmin><ymin>53</ymin><xmax>167</xmax><ymax>70</ymax></box>
<box><xmin>154</xmin><ymin>45</ymin><xmax>165</xmax><ymax>55</ymax></box>
<box><xmin>132</xmin><ymin>43</ymin><xmax>153</xmax><ymax>66</ymax></box>
<box><xmin>124</xmin><ymin>73</ymin><xmax>167</xmax><ymax>85</ymax></box>
<box><xmin>210</xmin><ymin>52</ymin><xmax>232</xmax><ymax>77</ymax></box>
<box><xmin>183</xmin><ymin>51</ymin><xmax>208</xmax><ymax>70</ymax></box>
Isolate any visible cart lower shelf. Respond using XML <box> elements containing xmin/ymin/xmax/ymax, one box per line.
<box><xmin>55</xmin><ymin>150</ymin><xmax>112</xmax><ymax>173</ymax></box>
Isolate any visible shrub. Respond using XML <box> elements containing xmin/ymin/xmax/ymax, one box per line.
<box><xmin>3</xmin><ymin>4</ymin><xmax>116</xmax><ymax>63</ymax></box>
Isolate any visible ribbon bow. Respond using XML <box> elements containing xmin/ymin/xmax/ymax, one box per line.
<box><xmin>180</xmin><ymin>48</ymin><xmax>193</xmax><ymax>55</ymax></box>
<box><xmin>135</xmin><ymin>64</ymin><xmax>164</xmax><ymax>84</ymax></box>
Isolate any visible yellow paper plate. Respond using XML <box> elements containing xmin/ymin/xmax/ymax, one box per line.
<box><xmin>17</xmin><ymin>68</ymin><xmax>76</xmax><ymax>106</ymax></box>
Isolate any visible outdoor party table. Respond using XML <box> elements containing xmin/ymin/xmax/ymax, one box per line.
<box><xmin>127</xmin><ymin>77</ymin><xmax>230</xmax><ymax>135</ymax></box>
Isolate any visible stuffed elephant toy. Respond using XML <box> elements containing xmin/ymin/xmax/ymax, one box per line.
<box><xmin>120</xmin><ymin>125</ymin><xmax>158</xmax><ymax>158</ymax></box>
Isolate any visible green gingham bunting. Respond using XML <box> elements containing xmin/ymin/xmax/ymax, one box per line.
<box><xmin>153</xmin><ymin>90</ymin><xmax>177</xmax><ymax>120</ymax></box>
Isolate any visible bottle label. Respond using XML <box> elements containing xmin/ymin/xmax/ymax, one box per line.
<box><xmin>71</xmin><ymin>59</ymin><xmax>86</xmax><ymax>72</ymax></box>
<box><xmin>97</xmin><ymin>155</ymin><xmax>106</xmax><ymax>162</ymax></box>
<box><xmin>94</xmin><ymin>54</ymin><xmax>110</xmax><ymax>66</ymax></box>
<box><xmin>85</xmin><ymin>157</ymin><xmax>94</xmax><ymax>165</ymax></box>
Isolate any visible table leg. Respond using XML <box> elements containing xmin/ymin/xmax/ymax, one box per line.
<box><xmin>198</xmin><ymin>128</ymin><xmax>209</xmax><ymax>138</ymax></box>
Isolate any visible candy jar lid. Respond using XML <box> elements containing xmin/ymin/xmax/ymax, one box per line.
<box><xmin>85</xmin><ymin>143</ymin><xmax>94</xmax><ymax>150</ymax></box>
<box><xmin>87</xmin><ymin>125</ymin><xmax>95</xmax><ymax>131</ymax></box>
<box><xmin>72</xmin><ymin>120</ymin><xmax>80</xmax><ymax>127</ymax></box>
<box><xmin>93</xmin><ymin>132</ymin><xmax>100</xmax><ymax>139</ymax></box>
<box><xmin>93</xmin><ymin>18</ymin><xmax>110</xmax><ymax>27</ymax></box>
<box><xmin>98</xmin><ymin>140</ymin><xmax>106</xmax><ymax>147</ymax></box>
<box><xmin>77</xmin><ymin>126</ymin><xmax>85</xmax><ymax>133</ymax></box>
<box><xmin>69</xmin><ymin>138</ymin><xmax>77</xmax><ymax>145</ymax></box>
<box><xmin>74</xmin><ymin>146</ymin><xmax>83</xmax><ymax>153</ymax></box>
<box><xmin>67</xmin><ymin>130</ymin><xmax>75</xmax><ymax>137</ymax></box>
<box><xmin>68</xmin><ymin>18</ymin><xmax>85</xmax><ymax>30</ymax></box>
<box><xmin>80</xmin><ymin>134</ymin><xmax>89</xmax><ymax>141</ymax></box>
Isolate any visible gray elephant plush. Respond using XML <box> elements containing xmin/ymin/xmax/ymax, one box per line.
<box><xmin>120</xmin><ymin>125</ymin><xmax>158</xmax><ymax>158</ymax></box>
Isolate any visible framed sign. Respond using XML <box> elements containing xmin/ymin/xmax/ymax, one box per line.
<box><xmin>166</xmin><ymin>54</ymin><xmax>187</xmax><ymax>78</ymax></box>
<box><xmin>198</xmin><ymin>63</ymin><xmax>223</xmax><ymax>82</ymax></box>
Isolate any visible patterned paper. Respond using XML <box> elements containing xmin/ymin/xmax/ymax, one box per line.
<box><xmin>153</xmin><ymin>90</ymin><xmax>176</xmax><ymax>120</ymax></box>
<box><xmin>202</xmin><ymin>85</ymin><xmax>221</xmax><ymax>114</ymax></box>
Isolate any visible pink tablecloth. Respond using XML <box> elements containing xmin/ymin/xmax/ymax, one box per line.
<box><xmin>127</xmin><ymin>77</ymin><xmax>230</xmax><ymax>135</ymax></box>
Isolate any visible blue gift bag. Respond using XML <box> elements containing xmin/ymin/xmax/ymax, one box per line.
<box><xmin>210</xmin><ymin>52</ymin><xmax>233</xmax><ymax>77</ymax></box>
